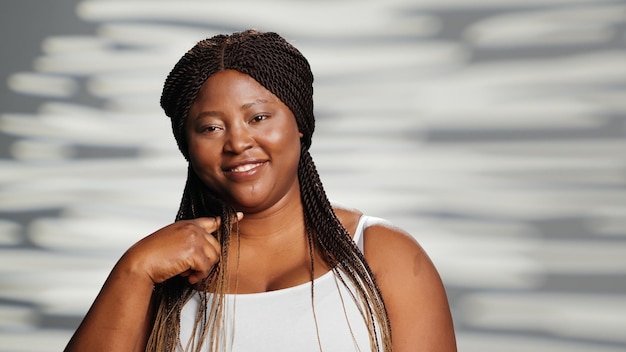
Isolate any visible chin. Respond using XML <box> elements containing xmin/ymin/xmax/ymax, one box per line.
<box><xmin>220</xmin><ymin>195</ymin><xmax>267</xmax><ymax>213</ymax></box>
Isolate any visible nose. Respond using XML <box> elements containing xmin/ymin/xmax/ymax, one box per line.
<box><xmin>223</xmin><ymin>122</ymin><xmax>254</xmax><ymax>154</ymax></box>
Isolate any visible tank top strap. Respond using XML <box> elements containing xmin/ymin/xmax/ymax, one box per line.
<box><xmin>353</xmin><ymin>215</ymin><xmax>391</xmax><ymax>252</ymax></box>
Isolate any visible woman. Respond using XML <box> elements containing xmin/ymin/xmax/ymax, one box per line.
<box><xmin>65</xmin><ymin>30</ymin><xmax>456</xmax><ymax>352</ymax></box>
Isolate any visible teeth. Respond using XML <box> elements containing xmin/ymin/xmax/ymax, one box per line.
<box><xmin>230</xmin><ymin>162</ymin><xmax>263</xmax><ymax>172</ymax></box>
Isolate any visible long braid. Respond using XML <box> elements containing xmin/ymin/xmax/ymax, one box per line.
<box><xmin>299</xmin><ymin>149</ymin><xmax>392</xmax><ymax>351</ymax></box>
<box><xmin>154</xmin><ymin>29</ymin><xmax>393</xmax><ymax>351</ymax></box>
<box><xmin>147</xmin><ymin>165</ymin><xmax>237</xmax><ymax>352</ymax></box>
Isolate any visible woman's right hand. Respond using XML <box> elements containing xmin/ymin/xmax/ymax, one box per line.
<box><xmin>120</xmin><ymin>215</ymin><xmax>240</xmax><ymax>286</ymax></box>
<box><xmin>64</xmin><ymin>215</ymin><xmax>243</xmax><ymax>352</ymax></box>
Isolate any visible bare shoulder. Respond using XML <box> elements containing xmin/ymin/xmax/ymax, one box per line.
<box><xmin>363</xmin><ymin>221</ymin><xmax>457</xmax><ymax>351</ymax></box>
<box><xmin>361</xmin><ymin>222</ymin><xmax>429</xmax><ymax>275</ymax></box>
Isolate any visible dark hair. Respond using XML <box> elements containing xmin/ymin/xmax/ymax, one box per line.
<box><xmin>149</xmin><ymin>29</ymin><xmax>391</xmax><ymax>352</ymax></box>
<box><xmin>161</xmin><ymin>30</ymin><xmax>314</xmax><ymax>158</ymax></box>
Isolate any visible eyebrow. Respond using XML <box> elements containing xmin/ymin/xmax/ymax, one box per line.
<box><xmin>241</xmin><ymin>98</ymin><xmax>269</xmax><ymax>110</ymax></box>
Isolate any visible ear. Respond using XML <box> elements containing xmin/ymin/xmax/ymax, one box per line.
<box><xmin>299</xmin><ymin>131</ymin><xmax>304</xmax><ymax>138</ymax></box>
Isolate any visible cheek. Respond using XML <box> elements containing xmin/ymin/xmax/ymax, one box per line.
<box><xmin>264</xmin><ymin>127</ymin><xmax>301</xmax><ymax>156</ymax></box>
<box><xmin>187</xmin><ymin>141</ymin><xmax>203</xmax><ymax>165</ymax></box>
<box><xmin>188</xmin><ymin>140</ymin><xmax>219</xmax><ymax>172</ymax></box>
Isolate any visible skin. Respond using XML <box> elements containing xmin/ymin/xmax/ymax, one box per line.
<box><xmin>186</xmin><ymin>69</ymin><xmax>303</xmax><ymax>216</ymax></box>
<box><xmin>65</xmin><ymin>70</ymin><xmax>456</xmax><ymax>351</ymax></box>
<box><xmin>64</xmin><ymin>217</ymin><xmax>227</xmax><ymax>351</ymax></box>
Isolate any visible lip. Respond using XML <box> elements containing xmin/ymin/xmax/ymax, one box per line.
<box><xmin>222</xmin><ymin>159</ymin><xmax>268</xmax><ymax>179</ymax></box>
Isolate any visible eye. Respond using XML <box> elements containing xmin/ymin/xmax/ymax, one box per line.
<box><xmin>201</xmin><ymin>125</ymin><xmax>222</xmax><ymax>133</ymax></box>
<box><xmin>250</xmin><ymin>114</ymin><xmax>269</xmax><ymax>123</ymax></box>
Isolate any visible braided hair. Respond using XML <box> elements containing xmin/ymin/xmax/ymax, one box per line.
<box><xmin>149</xmin><ymin>29</ymin><xmax>392</xmax><ymax>351</ymax></box>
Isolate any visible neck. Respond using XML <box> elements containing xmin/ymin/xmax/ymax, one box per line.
<box><xmin>234</xmin><ymin>190</ymin><xmax>306</xmax><ymax>244</ymax></box>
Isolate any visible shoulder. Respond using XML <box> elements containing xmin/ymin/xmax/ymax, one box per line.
<box><xmin>362</xmin><ymin>220</ymin><xmax>457</xmax><ymax>351</ymax></box>
<box><xmin>361</xmin><ymin>221</ymin><xmax>426</xmax><ymax>280</ymax></box>
<box><xmin>361</xmin><ymin>219</ymin><xmax>442</xmax><ymax>297</ymax></box>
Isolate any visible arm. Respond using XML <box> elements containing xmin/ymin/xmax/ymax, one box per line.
<box><xmin>64</xmin><ymin>254</ymin><xmax>155</xmax><ymax>351</ymax></box>
<box><xmin>64</xmin><ymin>216</ymin><xmax>230</xmax><ymax>352</ymax></box>
<box><xmin>364</xmin><ymin>224</ymin><xmax>457</xmax><ymax>352</ymax></box>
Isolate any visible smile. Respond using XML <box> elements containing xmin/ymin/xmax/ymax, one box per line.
<box><xmin>228</xmin><ymin>162</ymin><xmax>266</xmax><ymax>173</ymax></box>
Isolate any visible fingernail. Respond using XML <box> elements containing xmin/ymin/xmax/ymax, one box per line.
<box><xmin>236</xmin><ymin>212</ymin><xmax>244</xmax><ymax>219</ymax></box>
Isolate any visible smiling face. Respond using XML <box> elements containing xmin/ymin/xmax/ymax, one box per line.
<box><xmin>186</xmin><ymin>70</ymin><xmax>303</xmax><ymax>213</ymax></box>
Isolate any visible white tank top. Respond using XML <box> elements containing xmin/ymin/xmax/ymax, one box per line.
<box><xmin>178</xmin><ymin>215</ymin><xmax>389</xmax><ymax>352</ymax></box>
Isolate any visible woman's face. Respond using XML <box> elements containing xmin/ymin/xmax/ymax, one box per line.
<box><xmin>186</xmin><ymin>70</ymin><xmax>303</xmax><ymax>213</ymax></box>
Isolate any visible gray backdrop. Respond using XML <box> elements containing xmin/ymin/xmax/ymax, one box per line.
<box><xmin>1</xmin><ymin>0</ymin><xmax>625</xmax><ymax>351</ymax></box>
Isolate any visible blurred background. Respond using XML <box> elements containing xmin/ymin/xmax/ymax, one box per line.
<box><xmin>1</xmin><ymin>0</ymin><xmax>625</xmax><ymax>351</ymax></box>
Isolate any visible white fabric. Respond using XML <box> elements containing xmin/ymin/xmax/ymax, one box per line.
<box><xmin>179</xmin><ymin>215</ymin><xmax>388</xmax><ymax>352</ymax></box>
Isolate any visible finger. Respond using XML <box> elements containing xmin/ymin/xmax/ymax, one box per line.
<box><xmin>198</xmin><ymin>226</ymin><xmax>221</xmax><ymax>251</ymax></box>
<box><xmin>187</xmin><ymin>270</ymin><xmax>205</xmax><ymax>285</ymax></box>
<box><xmin>194</xmin><ymin>213</ymin><xmax>243</xmax><ymax>236</ymax></box>
<box><xmin>186</xmin><ymin>255</ymin><xmax>216</xmax><ymax>285</ymax></box>
<box><xmin>188</xmin><ymin>272</ymin><xmax>208</xmax><ymax>285</ymax></box>
<box><xmin>200</xmin><ymin>236</ymin><xmax>221</xmax><ymax>263</ymax></box>
<box><xmin>194</xmin><ymin>217</ymin><xmax>221</xmax><ymax>233</ymax></box>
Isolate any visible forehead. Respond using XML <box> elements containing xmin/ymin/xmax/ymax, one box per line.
<box><xmin>188</xmin><ymin>70</ymin><xmax>297</xmax><ymax>121</ymax></box>
<box><xmin>194</xmin><ymin>70</ymin><xmax>280</xmax><ymax>105</ymax></box>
